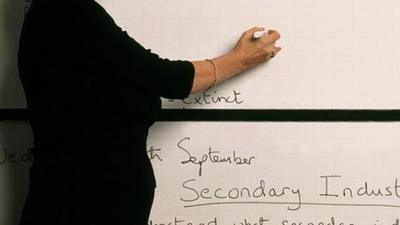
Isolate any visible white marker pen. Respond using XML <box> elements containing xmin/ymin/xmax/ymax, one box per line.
<box><xmin>253</xmin><ymin>30</ymin><xmax>268</xmax><ymax>39</ymax></box>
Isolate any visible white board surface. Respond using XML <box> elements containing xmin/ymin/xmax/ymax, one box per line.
<box><xmin>98</xmin><ymin>0</ymin><xmax>400</xmax><ymax>109</ymax></box>
<box><xmin>2</xmin><ymin>122</ymin><xmax>400</xmax><ymax>224</ymax></box>
<box><xmin>2</xmin><ymin>0</ymin><xmax>400</xmax><ymax>109</ymax></box>
<box><xmin>147</xmin><ymin>122</ymin><xmax>400</xmax><ymax>224</ymax></box>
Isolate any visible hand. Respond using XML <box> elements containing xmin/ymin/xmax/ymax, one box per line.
<box><xmin>190</xmin><ymin>27</ymin><xmax>281</xmax><ymax>93</ymax></box>
<box><xmin>232</xmin><ymin>27</ymin><xmax>282</xmax><ymax>71</ymax></box>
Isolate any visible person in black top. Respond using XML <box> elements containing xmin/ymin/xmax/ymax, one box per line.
<box><xmin>18</xmin><ymin>0</ymin><xmax>281</xmax><ymax>224</ymax></box>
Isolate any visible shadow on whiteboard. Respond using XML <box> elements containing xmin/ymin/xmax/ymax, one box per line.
<box><xmin>0</xmin><ymin>1</ymin><xmax>31</xmax><ymax>224</ymax></box>
<box><xmin>0</xmin><ymin>122</ymin><xmax>32</xmax><ymax>225</ymax></box>
<box><xmin>0</xmin><ymin>0</ymin><xmax>27</xmax><ymax>108</ymax></box>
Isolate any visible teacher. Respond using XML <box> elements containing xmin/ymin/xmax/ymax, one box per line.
<box><xmin>18</xmin><ymin>0</ymin><xmax>281</xmax><ymax>224</ymax></box>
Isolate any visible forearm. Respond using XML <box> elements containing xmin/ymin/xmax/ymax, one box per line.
<box><xmin>189</xmin><ymin>27</ymin><xmax>281</xmax><ymax>94</ymax></box>
<box><xmin>190</xmin><ymin>52</ymin><xmax>246</xmax><ymax>93</ymax></box>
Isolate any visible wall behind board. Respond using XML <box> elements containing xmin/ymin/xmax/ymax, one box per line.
<box><xmin>1</xmin><ymin>1</ymin><xmax>400</xmax><ymax>225</ymax></box>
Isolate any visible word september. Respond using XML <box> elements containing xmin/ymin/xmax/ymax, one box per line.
<box><xmin>178</xmin><ymin>137</ymin><xmax>255</xmax><ymax>176</ymax></box>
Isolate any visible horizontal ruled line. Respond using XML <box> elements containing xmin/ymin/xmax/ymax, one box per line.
<box><xmin>160</xmin><ymin>109</ymin><xmax>400</xmax><ymax>122</ymax></box>
<box><xmin>0</xmin><ymin>109</ymin><xmax>29</xmax><ymax>121</ymax></box>
<box><xmin>2</xmin><ymin>109</ymin><xmax>400</xmax><ymax>121</ymax></box>
<box><xmin>184</xmin><ymin>201</ymin><xmax>400</xmax><ymax>210</ymax></box>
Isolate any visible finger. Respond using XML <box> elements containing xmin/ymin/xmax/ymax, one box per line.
<box><xmin>263</xmin><ymin>46</ymin><xmax>282</xmax><ymax>60</ymax></box>
<box><xmin>269</xmin><ymin>46</ymin><xmax>282</xmax><ymax>58</ymax></box>
<box><xmin>265</xmin><ymin>30</ymin><xmax>281</xmax><ymax>43</ymax></box>
<box><xmin>273</xmin><ymin>46</ymin><xmax>282</xmax><ymax>54</ymax></box>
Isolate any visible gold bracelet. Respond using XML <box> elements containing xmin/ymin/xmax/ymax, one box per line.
<box><xmin>205</xmin><ymin>59</ymin><xmax>218</xmax><ymax>89</ymax></box>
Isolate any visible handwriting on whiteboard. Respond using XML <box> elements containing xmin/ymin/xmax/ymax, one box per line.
<box><xmin>167</xmin><ymin>89</ymin><xmax>244</xmax><ymax>107</ymax></box>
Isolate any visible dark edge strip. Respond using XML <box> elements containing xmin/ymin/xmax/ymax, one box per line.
<box><xmin>0</xmin><ymin>109</ymin><xmax>29</xmax><ymax>121</ymax></box>
<box><xmin>1</xmin><ymin>109</ymin><xmax>400</xmax><ymax>122</ymax></box>
<box><xmin>160</xmin><ymin>109</ymin><xmax>400</xmax><ymax>122</ymax></box>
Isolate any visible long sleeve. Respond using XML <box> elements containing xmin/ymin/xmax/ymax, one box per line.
<box><xmin>79</xmin><ymin>0</ymin><xmax>195</xmax><ymax>99</ymax></box>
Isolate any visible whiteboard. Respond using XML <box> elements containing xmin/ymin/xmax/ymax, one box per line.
<box><xmin>2</xmin><ymin>121</ymin><xmax>400</xmax><ymax>224</ymax></box>
<box><xmin>0</xmin><ymin>122</ymin><xmax>32</xmax><ymax>225</ymax></box>
<box><xmin>98</xmin><ymin>0</ymin><xmax>400</xmax><ymax>109</ymax></box>
<box><xmin>2</xmin><ymin>0</ymin><xmax>400</xmax><ymax>109</ymax></box>
<box><xmin>147</xmin><ymin>122</ymin><xmax>400</xmax><ymax>224</ymax></box>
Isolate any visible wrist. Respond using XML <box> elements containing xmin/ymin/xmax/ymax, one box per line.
<box><xmin>227</xmin><ymin>50</ymin><xmax>247</xmax><ymax>74</ymax></box>
<box><xmin>209</xmin><ymin>51</ymin><xmax>247</xmax><ymax>85</ymax></box>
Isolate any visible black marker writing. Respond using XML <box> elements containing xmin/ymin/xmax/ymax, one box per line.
<box><xmin>178</xmin><ymin>137</ymin><xmax>255</xmax><ymax>176</ymax></box>
<box><xmin>147</xmin><ymin>146</ymin><xmax>162</xmax><ymax>162</ymax></box>
<box><xmin>320</xmin><ymin>175</ymin><xmax>400</xmax><ymax>199</ymax></box>
<box><xmin>181</xmin><ymin>89</ymin><xmax>243</xmax><ymax>105</ymax></box>
<box><xmin>282</xmin><ymin>217</ymin><xmax>354</xmax><ymax>225</ymax></box>
<box><xmin>180</xmin><ymin>178</ymin><xmax>302</xmax><ymax>211</ymax></box>
<box><xmin>0</xmin><ymin>147</ymin><xmax>33</xmax><ymax>165</ymax></box>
